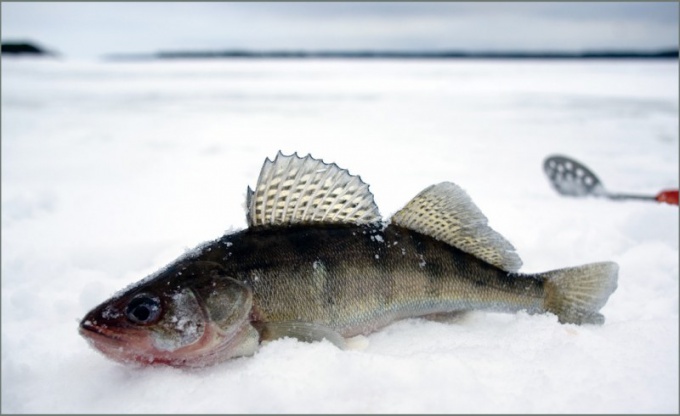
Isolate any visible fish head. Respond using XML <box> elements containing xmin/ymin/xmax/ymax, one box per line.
<box><xmin>79</xmin><ymin>261</ymin><xmax>259</xmax><ymax>367</ymax></box>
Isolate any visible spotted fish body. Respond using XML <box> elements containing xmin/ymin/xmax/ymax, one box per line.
<box><xmin>79</xmin><ymin>152</ymin><xmax>618</xmax><ymax>367</ymax></box>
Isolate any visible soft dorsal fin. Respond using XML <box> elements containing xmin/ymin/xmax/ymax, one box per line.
<box><xmin>247</xmin><ymin>152</ymin><xmax>381</xmax><ymax>227</ymax></box>
<box><xmin>391</xmin><ymin>182</ymin><xmax>522</xmax><ymax>272</ymax></box>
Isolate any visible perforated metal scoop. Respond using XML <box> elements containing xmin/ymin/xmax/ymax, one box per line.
<box><xmin>543</xmin><ymin>155</ymin><xmax>678</xmax><ymax>205</ymax></box>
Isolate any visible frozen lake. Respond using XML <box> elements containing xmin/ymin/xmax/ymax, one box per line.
<box><xmin>2</xmin><ymin>58</ymin><xmax>678</xmax><ymax>413</ymax></box>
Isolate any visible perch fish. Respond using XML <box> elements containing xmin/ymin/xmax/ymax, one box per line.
<box><xmin>79</xmin><ymin>152</ymin><xmax>618</xmax><ymax>367</ymax></box>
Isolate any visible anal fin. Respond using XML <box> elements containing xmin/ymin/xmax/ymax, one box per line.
<box><xmin>422</xmin><ymin>311</ymin><xmax>470</xmax><ymax>323</ymax></box>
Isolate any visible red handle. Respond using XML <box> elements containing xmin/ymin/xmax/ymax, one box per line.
<box><xmin>656</xmin><ymin>190</ymin><xmax>679</xmax><ymax>205</ymax></box>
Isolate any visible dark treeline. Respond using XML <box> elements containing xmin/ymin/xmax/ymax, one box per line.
<box><xmin>3</xmin><ymin>41</ymin><xmax>677</xmax><ymax>60</ymax></box>
<box><xmin>2</xmin><ymin>42</ymin><xmax>50</xmax><ymax>55</ymax></box>
<box><xmin>138</xmin><ymin>49</ymin><xmax>679</xmax><ymax>60</ymax></box>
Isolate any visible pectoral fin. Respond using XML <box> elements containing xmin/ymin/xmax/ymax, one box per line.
<box><xmin>257</xmin><ymin>321</ymin><xmax>347</xmax><ymax>349</ymax></box>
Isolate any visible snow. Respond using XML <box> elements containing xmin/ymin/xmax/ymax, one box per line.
<box><xmin>2</xmin><ymin>57</ymin><xmax>678</xmax><ymax>413</ymax></box>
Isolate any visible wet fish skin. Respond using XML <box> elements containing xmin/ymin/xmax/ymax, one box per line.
<box><xmin>207</xmin><ymin>223</ymin><xmax>547</xmax><ymax>337</ymax></box>
<box><xmin>80</xmin><ymin>222</ymin><xmax>546</xmax><ymax>367</ymax></box>
<box><xmin>79</xmin><ymin>152</ymin><xmax>618</xmax><ymax>368</ymax></box>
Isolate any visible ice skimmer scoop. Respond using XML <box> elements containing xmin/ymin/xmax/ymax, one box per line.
<box><xmin>543</xmin><ymin>155</ymin><xmax>678</xmax><ymax>206</ymax></box>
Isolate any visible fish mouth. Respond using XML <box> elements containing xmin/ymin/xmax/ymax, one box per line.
<box><xmin>79</xmin><ymin>318</ymin><xmax>158</xmax><ymax>365</ymax></box>
<box><xmin>79</xmin><ymin>319</ymin><xmax>228</xmax><ymax>367</ymax></box>
<box><xmin>79</xmin><ymin>319</ymin><xmax>122</xmax><ymax>341</ymax></box>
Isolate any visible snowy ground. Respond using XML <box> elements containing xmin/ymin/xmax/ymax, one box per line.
<box><xmin>2</xmin><ymin>57</ymin><xmax>678</xmax><ymax>413</ymax></box>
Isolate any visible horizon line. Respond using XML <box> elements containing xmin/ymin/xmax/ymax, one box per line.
<box><xmin>105</xmin><ymin>48</ymin><xmax>679</xmax><ymax>61</ymax></box>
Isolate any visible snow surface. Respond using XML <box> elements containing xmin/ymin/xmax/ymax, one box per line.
<box><xmin>2</xmin><ymin>58</ymin><xmax>678</xmax><ymax>413</ymax></box>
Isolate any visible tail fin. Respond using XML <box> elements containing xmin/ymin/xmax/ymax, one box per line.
<box><xmin>542</xmin><ymin>262</ymin><xmax>618</xmax><ymax>325</ymax></box>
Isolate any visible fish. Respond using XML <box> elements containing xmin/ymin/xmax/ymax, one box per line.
<box><xmin>79</xmin><ymin>151</ymin><xmax>618</xmax><ymax>368</ymax></box>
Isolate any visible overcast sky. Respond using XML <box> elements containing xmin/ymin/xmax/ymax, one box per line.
<box><xmin>2</xmin><ymin>2</ymin><xmax>678</xmax><ymax>59</ymax></box>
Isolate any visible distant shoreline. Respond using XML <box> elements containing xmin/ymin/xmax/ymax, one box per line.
<box><xmin>105</xmin><ymin>49</ymin><xmax>679</xmax><ymax>61</ymax></box>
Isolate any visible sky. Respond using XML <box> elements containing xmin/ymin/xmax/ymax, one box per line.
<box><xmin>1</xmin><ymin>2</ymin><xmax>679</xmax><ymax>59</ymax></box>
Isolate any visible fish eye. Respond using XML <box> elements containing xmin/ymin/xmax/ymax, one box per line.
<box><xmin>125</xmin><ymin>294</ymin><xmax>161</xmax><ymax>325</ymax></box>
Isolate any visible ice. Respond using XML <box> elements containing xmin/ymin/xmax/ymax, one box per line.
<box><xmin>1</xmin><ymin>58</ymin><xmax>678</xmax><ymax>413</ymax></box>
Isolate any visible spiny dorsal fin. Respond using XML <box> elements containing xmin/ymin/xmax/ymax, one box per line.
<box><xmin>391</xmin><ymin>182</ymin><xmax>522</xmax><ymax>272</ymax></box>
<box><xmin>247</xmin><ymin>151</ymin><xmax>381</xmax><ymax>227</ymax></box>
